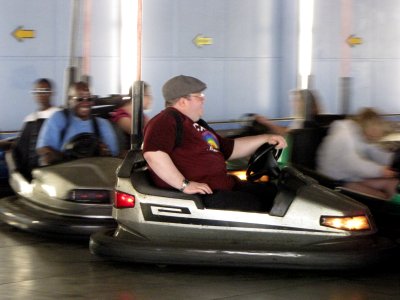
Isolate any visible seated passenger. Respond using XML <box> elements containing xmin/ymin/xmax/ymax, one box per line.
<box><xmin>316</xmin><ymin>107</ymin><xmax>398</xmax><ymax>200</ymax></box>
<box><xmin>143</xmin><ymin>75</ymin><xmax>287</xmax><ymax>212</ymax></box>
<box><xmin>36</xmin><ymin>81</ymin><xmax>119</xmax><ymax>166</ymax></box>
<box><xmin>13</xmin><ymin>78</ymin><xmax>60</xmax><ymax>180</ymax></box>
<box><xmin>253</xmin><ymin>89</ymin><xmax>322</xmax><ymax>136</ymax></box>
<box><xmin>110</xmin><ymin>82</ymin><xmax>153</xmax><ymax>151</ymax></box>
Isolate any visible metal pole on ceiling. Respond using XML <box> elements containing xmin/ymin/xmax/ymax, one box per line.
<box><xmin>339</xmin><ymin>0</ymin><xmax>352</xmax><ymax>115</ymax></box>
<box><xmin>131</xmin><ymin>0</ymin><xmax>143</xmax><ymax>150</ymax></box>
<box><xmin>82</xmin><ymin>0</ymin><xmax>92</xmax><ymax>85</ymax></box>
<box><xmin>136</xmin><ymin>0</ymin><xmax>143</xmax><ymax>81</ymax></box>
<box><xmin>64</xmin><ymin>0</ymin><xmax>81</xmax><ymax>106</ymax></box>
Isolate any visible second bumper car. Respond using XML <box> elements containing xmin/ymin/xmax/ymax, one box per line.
<box><xmin>0</xmin><ymin>137</ymin><xmax>120</xmax><ymax>239</ymax></box>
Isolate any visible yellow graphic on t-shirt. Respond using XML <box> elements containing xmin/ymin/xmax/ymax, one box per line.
<box><xmin>202</xmin><ymin>131</ymin><xmax>219</xmax><ymax>150</ymax></box>
<box><xmin>193</xmin><ymin>123</ymin><xmax>220</xmax><ymax>152</ymax></box>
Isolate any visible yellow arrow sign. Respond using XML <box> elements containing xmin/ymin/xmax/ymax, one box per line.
<box><xmin>193</xmin><ymin>34</ymin><xmax>213</xmax><ymax>48</ymax></box>
<box><xmin>346</xmin><ymin>34</ymin><xmax>362</xmax><ymax>47</ymax></box>
<box><xmin>12</xmin><ymin>26</ymin><xmax>35</xmax><ymax>42</ymax></box>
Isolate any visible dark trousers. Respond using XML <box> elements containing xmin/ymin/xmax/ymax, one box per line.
<box><xmin>201</xmin><ymin>181</ymin><xmax>277</xmax><ymax>212</ymax></box>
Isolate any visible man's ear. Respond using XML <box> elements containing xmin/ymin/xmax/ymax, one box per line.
<box><xmin>175</xmin><ymin>97</ymin><xmax>186</xmax><ymax>108</ymax></box>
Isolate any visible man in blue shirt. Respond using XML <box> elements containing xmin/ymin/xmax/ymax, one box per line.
<box><xmin>36</xmin><ymin>81</ymin><xmax>119</xmax><ymax>165</ymax></box>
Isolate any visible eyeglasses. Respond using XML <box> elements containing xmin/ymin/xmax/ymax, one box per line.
<box><xmin>71</xmin><ymin>96</ymin><xmax>94</xmax><ymax>102</ymax></box>
<box><xmin>31</xmin><ymin>88</ymin><xmax>51</xmax><ymax>94</ymax></box>
<box><xmin>187</xmin><ymin>93</ymin><xmax>205</xmax><ymax>99</ymax></box>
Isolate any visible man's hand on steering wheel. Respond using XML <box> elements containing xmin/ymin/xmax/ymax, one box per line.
<box><xmin>262</xmin><ymin>134</ymin><xmax>287</xmax><ymax>150</ymax></box>
<box><xmin>246</xmin><ymin>142</ymin><xmax>282</xmax><ymax>181</ymax></box>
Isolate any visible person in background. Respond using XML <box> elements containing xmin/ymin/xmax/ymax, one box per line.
<box><xmin>143</xmin><ymin>75</ymin><xmax>287</xmax><ymax>212</ymax></box>
<box><xmin>23</xmin><ymin>78</ymin><xmax>60</xmax><ymax>124</ymax></box>
<box><xmin>316</xmin><ymin>107</ymin><xmax>398</xmax><ymax>200</ymax></box>
<box><xmin>110</xmin><ymin>82</ymin><xmax>153</xmax><ymax>151</ymax></box>
<box><xmin>111</xmin><ymin>82</ymin><xmax>153</xmax><ymax>134</ymax></box>
<box><xmin>12</xmin><ymin>78</ymin><xmax>61</xmax><ymax>179</ymax></box>
<box><xmin>36</xmin><ymin>81</ymin><xmax>119</xmax><ymax>166</ymax></box>
<box><xmin>251</xmin><ymin>89</ymin><xmax>321</xmax><ymax>136</ymax></box>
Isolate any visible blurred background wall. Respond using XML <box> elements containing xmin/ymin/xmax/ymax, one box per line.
<box><xmin>1</xmin><ymin>0</ymin><xmax>399</xmax><ymax>131</ymax></box>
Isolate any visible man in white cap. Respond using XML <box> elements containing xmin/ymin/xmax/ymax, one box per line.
<box><xmin>143</xmin><ymin>75</ymin><xmax>287</xmax><ymax>212</ymax></box>
<box><xmin>11</xmin><ymin>78</ymin><xmax>60</xmax><ymax>180</ymax></box>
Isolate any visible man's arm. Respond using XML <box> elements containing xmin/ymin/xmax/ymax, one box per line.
<box><xmin>254</xmin><ymin>115</ymin><xmax>289</xmax><ymax>136</ymax></box>
<box><xmin>143</xmin><ymin>150</ymin><xmax>212</xmax><ymax>194</ymax></box>
<box><xmin>229</xmin><ymin>134</ymin><xmax>287</xmax><ymax>160</ymax></box>
<box><xmin>37</xmin><ymin>146</ymin><xmax>64</xmax><ymax>166</ymax></box>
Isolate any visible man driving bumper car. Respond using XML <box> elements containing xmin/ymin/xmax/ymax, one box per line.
<box><xmin>89</xmin><ymin>81</ymin><xmax>398</xmax><ymax>269</ymax></box>
<box><xmin>36</xmin><ymin>81</ymin><xmax>119</xmax><ymax>166</ymax></box>
<box><xmin>143</xmin><ymin>75</ymin><xmax>287</xmax><ymax>212</ymax></box>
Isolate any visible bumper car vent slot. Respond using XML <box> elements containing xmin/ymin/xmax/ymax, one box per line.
<box><xmin>68</xmin><ymin>189</ymin><xmax>110</xmax><ymax>204</ymax></box>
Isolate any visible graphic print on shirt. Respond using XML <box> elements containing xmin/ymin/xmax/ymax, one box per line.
<box><xmin>193</xmin><ymin>123</ymin><xmax>220</xmax><ymax>152</ymax></box>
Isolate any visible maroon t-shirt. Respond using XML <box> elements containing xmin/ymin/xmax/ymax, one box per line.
<box><xmin>143</xmin><ymin>107</ymin><xmax>235</xmax><ymax>190</ymax></box>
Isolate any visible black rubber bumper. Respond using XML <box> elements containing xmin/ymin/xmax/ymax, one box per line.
<box><xmin>90</xmin><ymin>228</ymin><xmax>398</xmax><ymax>270</ymax></box>
<box><xmin>0</xmin><ymin>196</ymin><xmax>116</xmax><ymax>239</ymax></box>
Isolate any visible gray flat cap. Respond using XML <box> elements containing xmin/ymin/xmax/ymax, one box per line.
<box><xmin>162</xmin><ymin>75</ymin><xmax>207</xmax><ymax>101</ymax></box>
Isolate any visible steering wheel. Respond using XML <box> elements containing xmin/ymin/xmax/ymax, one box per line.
<box><xmin>246</xmin><ymin>143</ymin><xmax>282</xmax><ymax>181</ymax></box>
<box><xmin>63</xmin><ymin>133</ymin><xmax>100</xmax><ymax>159</ymax></box>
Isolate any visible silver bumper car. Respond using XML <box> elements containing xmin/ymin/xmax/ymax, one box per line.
<box><xmin>0</xmin><ymin>135</ymin><xmax>120</xmax><ymax>239</ymax></box>
<box><xmin>90</xmin><ymin>82</ymin><xmax>396</xmax><ymax>269</ymax></box>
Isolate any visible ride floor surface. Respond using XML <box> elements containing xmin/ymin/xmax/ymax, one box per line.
<box><xmin>1</xmin><ymin>222</ymin><xmax>400</xmax><ymax>300</ymax></box>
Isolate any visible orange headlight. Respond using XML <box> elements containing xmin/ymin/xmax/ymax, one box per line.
<box><xmin>320</xmin><ymin>215</ymin><xmax>371</xmax><ymax>231</ymax></box>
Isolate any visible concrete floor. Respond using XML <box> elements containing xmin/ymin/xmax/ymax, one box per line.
<box><xmin>1</xmin><ymin>222</ymin><xmax>400</xmax><ymax>300</ymax></box>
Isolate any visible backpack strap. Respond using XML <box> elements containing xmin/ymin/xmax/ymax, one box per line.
<box><xmin>197</xmin><ymin>118</ymin><xmax>214</xmax><ymax>132</ymax></box>
<box><xmin>166</xmin><ymin>109</ymin><xmax>215</xmax><ymax>148</ymax></box>
<box><xmin>91</xmin><ymin>115</ymin><xmax>100</xmax><ymax>139</ymax></box>
<box><xmin>60</xmin><ymin>108</ymin><xmax>70</xmax><ymax>143</ymax></box>
<box><xmin>166</xmin><ymin>109</ymin><xmax>184</xmax><ymax>148</ymax></box>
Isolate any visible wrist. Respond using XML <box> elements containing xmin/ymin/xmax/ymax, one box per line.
<box><xmin>179</xmin><ymin>179</ymin><xmax>190</xmax><ymax>192</ymax></box>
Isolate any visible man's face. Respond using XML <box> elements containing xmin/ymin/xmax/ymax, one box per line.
<box><xmin>182</xmin><ymin>92</ymin><xmax>205</xmax><ymax>121</ymax></box>
<box><xmin>69</xmin><ymin>87</ymin><xmax>92</xmax><ymax>120</ymax></box>
<box><xmin>33</xmin><ymin>82</ymin><xmax>52</xmax><ymax>110</ymax></box>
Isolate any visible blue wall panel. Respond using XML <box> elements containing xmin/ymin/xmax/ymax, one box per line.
<box><xmin>0</xmin><ymin>0</ymin><xmax>70</xmax><ymax>131</ymax></box>
<box><xmin>0</xmin><ymin>0</ymin><xmax>298</xmax><ymax>131</ymax></box>
<box><xmin>2</xmin><ymin>0</ymin><xmax>400</xmax><ymax>132</ymax></box>
<box><xmin>142</xmin><ymin>0</ymin><xmax>296</xmax><ymax>122</ymax></box>
<box><xmin>312</xmin><ymin>0</ymin><xmax>400</xmax><ymax>115</ymax></box>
